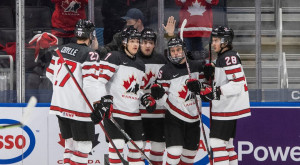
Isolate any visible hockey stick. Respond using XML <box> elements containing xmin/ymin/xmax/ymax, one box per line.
<box><xmin>0</xmin><ymin>96</ymin><xmax>37</xmax><ymax>129</ymax></box>
<box><xmin>180</xmin><ymin>19</ymin><xmax>212</xmax><ymax>162</ymax></box>
<box><xmin>55</xmin><ymin>48</ymin><xmax>128</xmax><ymax>165</ymax></box>
<box><xmin>109</xmin><ymin>114</ymin><xmax>153</xmax><ymax>165</ymax></box>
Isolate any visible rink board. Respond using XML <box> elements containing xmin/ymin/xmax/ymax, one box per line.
<box><xmin>0</xmin><ymin>103</ymin><xmax>299</xmax><ymax>165</ymax></box>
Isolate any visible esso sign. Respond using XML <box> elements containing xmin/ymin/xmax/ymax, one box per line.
<box><xmin>0</xmin><ymin>135</ymin><xmax>26</xmax><ymax>149</ymax></box>
<box><xmin>0</xmin><ymin>119</ymin><xmax>36</xmax><ymax>164</ymax></box>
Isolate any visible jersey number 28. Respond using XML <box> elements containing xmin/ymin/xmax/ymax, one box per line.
<box><xmin>225</xmin><ymin>56</ymin><xmax>237</xmax><ymax>65</ymax></box>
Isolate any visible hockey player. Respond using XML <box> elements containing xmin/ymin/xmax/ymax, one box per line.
<box><xmin>188</xmin><ymin>26</ymin><xmax>251</xmax><ymax>165</ymax></box>
<box><xmin>151</xmin><ymin>37</ymin><xmax>205</xmax><ymax>165</ymax></box>
<box><xmin>96</xmin><ymin>26</ymin><xmax>149</xmax><ymax>165</ymax></box>
<box><xmin>137</xmin><ymin>28</ymin><xmax>167</xmax><ymax>165</ymax></box>
<box><xmin>46</xmin><ymin>19</ymin><xmax>100</xmax><ymax>165</ymax></box>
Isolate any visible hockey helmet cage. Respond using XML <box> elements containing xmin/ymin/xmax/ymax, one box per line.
<box><xmin>121</xmin><ymin>26</ymin><xmax>141</xmax><ymax>44</ymax></box>
<box><xmin>211</xmin><ymin>26</ymin><xmax>234</xmax><ymax>45</ymax></box>
<box><xmin>75</xmin><ymin>19</ymin><xmax>95</xmax><ymax>39</ymax></box>
<box><xmin>167</xmin><ymin>37</ymin><xmax>186</xmax><ymax>64</ymax></box>
<box><xmin>141</xmin><ymin>28</ymin><xmax>157</xmax><ymax>43</ymax></box>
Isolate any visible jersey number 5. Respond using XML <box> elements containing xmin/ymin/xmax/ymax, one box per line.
<box><xmin>56</xmin><ymin>60</ymin><xmax>77</xmax><ymax>87</ymax></box>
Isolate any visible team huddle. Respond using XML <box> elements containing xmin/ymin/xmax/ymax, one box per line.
<box><xmin>46</xmin><ymin>19</ymin><xmax>251</xmax><ymax>165</ymax></box>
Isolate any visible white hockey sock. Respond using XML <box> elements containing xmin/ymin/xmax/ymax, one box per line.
<box><xmin>70</xmin><ymin>140</ymin><xmax>92</xmax><ymax>165</ymax></box>
<box><xmin>227</xmin><ymin>138</ymin><xmax>238</xmax><ymax>165</ymax></box>
<box><xmin>179</xmin><ymin>148</ymin><xmax>197</xmax><ymax>165</ymax></box>
<box><xmin>149</xmin><ymin>141</ymin><xmax>165</xmax><ymax>165</ymax></box>
<box><xmin>211</xmin><ymin>138</ymin><xmax>229</xmax><ymax>165</ymax></box>
<box><xmin>166</xmin><ymin>146</ymin><xmax>183</xmax><ymax>165</ymax></box>
<box><xmin>127</xmin><ymin>140</ymin><xmax>145</xmax><ymax>165</ymax></box>
<box><xmin>109</xmin><ymin>139</ymin><xmax>125</xmax><ymax>165</ymax></box>
<box><xmin>63</xmin><ymin>138</ymin><xmax>74</xmax><ymax>165</ymax></box>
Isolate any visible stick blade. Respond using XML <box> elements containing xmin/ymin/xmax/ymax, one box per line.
<box><xmin>180</xmin><ymin>19</ymin><xmax>187</xmax><ymax>40</ymax></box>
<box><xmin>21</xmin><ymin>96</ymin><xmax>38</xmax><ymax>125</ymax></box>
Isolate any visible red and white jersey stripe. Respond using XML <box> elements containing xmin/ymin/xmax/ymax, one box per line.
<box><xmin>99</xmin><ymin>51</ymin><xmax>145</xmax><ymax>120</ymax></box>
<box><xmin>156</xmin><ymin>61</ymin><xmax>205</xmax><ymax>123</ymax></box>
<box><xmin>46</xmin><ymin>43</ymin><xmax>101</xmax><ymax>121</ymax></box>
<box><xmin>212</xmin><ymin>50</ymin><xmax>251</xmax><ymax>120</ymax></box>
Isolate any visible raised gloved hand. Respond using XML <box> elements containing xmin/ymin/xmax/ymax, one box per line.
<box><xmin>204</xmin><ymin>63</ymin><xmax>215</xmax><ymax>80</ymax></box>
<box><xmin>141</xmin><ymin>93</ymin><xmax>156</xmax><ymax>113</ymax></box>
<box><xmin>186</xmin><ymin>79</ymin><xmax>203</xmax><ymax>94</ymax></box>
<box><xmin>151</xmin><ymin>84</ymin><xmax>165</xmax><ymax>100</ymax></box>
<box><xmin>199</xmin><ymin>86</ymin><xmax>221</xmax><ymax>101</ymax></box>
<box><xmin>90</xmin><ymin>95</ymin><xmax>113</xmax><ymax>124</ymax></box>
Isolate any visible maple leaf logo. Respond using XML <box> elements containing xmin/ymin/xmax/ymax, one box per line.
<box><xmin>61</xmin><ymin>0</ymin><xmax>81</xmax><ymax>13</ymax></box>
<box><xmin>58</xmin><ymin>133</ymin><xmax>100</xmax><ymax>155</ymax></box>
<box><xmin>187</xmin><ymin>1</ymin><xmax>206</xmax><ymax>16</ymax></box>
<box><xmin>178</xmin><ymin>86</ymin><xmax>188</xmax><ymax>100</ymax></box>
<box><xmin>123</xmin><ymin>75</ymin><xmax>139</xmax><ymax>94</ymax></box>
<box><xmin>123</xmin><ymin>75</ymin><xmax>136</xmax><ymax>90</ymax></box>
<box><xmin>178</xmin><ymin>85</ymin><xmax>195</xmax><ymax>101</ymax></box>
<box><xmin>142</xmin><ymin>71</ymin><xmax>155</xmax><ymax>90</ymax></box>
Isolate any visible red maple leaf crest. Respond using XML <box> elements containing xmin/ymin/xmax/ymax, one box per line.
<box><xmin>178</xmin><ymin>85</ymin><xmax>188</xmax><ymax>99</ymax></box>
<box><xmin>123</xmin><ymin>75</ymin><xmax>136</xmax><ymax>90</ymax></box>
<box><xmin>142</xmin><ymin>71</ymin><xmax>155</xmax><ymax>88</ymax></box>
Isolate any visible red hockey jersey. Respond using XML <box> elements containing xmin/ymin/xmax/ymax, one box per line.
<box><xmin>51</xmin><ymin>0</ymin><xmax>88</xmax><ymax>38</ymax></box>
<box><xmin>175</xmin><ymin>0</ymin><xmax>219</xmax><ymax>38</ymax></box>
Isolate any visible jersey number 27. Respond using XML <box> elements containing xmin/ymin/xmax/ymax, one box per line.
<box><xmin>55</xmin><ymin>60</ymin><xmax>77</xmax><ymax>87</ymax></box>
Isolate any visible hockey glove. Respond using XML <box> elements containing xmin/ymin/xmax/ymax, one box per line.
<box><xmin>204</xmin><ymin>63</ymin><xmax>215</xmax><ymax>81</ymax></box>
<box><xmin>199</xmin><ymin>86</ymin><xmax>221</xmax><ymax>101</ymax></box>
<box><xmin>186</xmin><ymin>79</ymin><xmax>203</xmax><ymax>94</ymax></box>
<box><xmin>141</xmin><ymin>93</ymin><xmax>156</xmax><ymax>113</ymax></box>
<box><xmin>91</xmin><ymin>95</ymin><xmax>113</xmax><ymax>124</ymax></box>
<box><xmin>151</xmin><ymin>84</ymin><xmax>165</xmax><ymax>100</ymax></box>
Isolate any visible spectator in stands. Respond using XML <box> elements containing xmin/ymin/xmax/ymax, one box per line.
<box><xmin>175</xmin><ymin>0</ymin><xmax>219</xmax><ymax>55</ymax></box>
<box><xmin>212</xmin><ymin>0</ymin><xmax>228</xmax><ymax>27</ymax></box>
<box><xmin>51</xmin><ymin>0</ymin><xmax>88</xmax><ymax>45</ymax></box>
<box><xmin>101</xmin><ymin>0</ymin><xmax>149</xmax><ymax>44</ymax></box>
<box><xmin>97</xmin><ymin>8</ymin><xmax>177</xmax><ymax>58</ymax></box>
<box><xmin>96</xmin><ymin>8</ymin><xmax>145</xmax><ymax>58</ymax></box>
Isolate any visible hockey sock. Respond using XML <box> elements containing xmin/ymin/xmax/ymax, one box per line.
<box><xmin>109</xmin><ymin>139</ymin><xmax>125</xmax><ymax>165</ymax></box>
<box><xmin>149</xmin><ymin>142</ymin><xmax>166</xmax><ymax>165</ymax></box>
<box><xmin>63</xmin><ymin>138</ymin><xmax>74</xmax><ymax>165</ymax></box>
<box><xmin>178</xmin><ymin>148</ymin><xmax>197</xmax><ymax>165</ymax></box>
<box><xmin>210</xmin><ymin>138</ymin><xmax>229</xmax><ymax>165</ymax></box>
<box><xmin>166</xmin><ymin>146</ymin><xmax>183</xmax><ymax>165</ymax></box>
<box><xmin>127</xmin><ymin>140</ymin><xmax>145</xmax><ymax>165</ymax></box>
<box><xmin>70</xmin><ymin>140</ymin><xmax>92</xmax><ymax>165</ymax></box>
<box><xmin>226</xmin><ymin>138</ymin><xmax>238</xmax><ymax>165</ymax></box>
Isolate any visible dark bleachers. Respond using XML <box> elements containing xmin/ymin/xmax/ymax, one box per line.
<box><xmin>0</xmin><ymin>7</ymin><xmax>14</xmax><ymax>28</ymax></box>
<box><xmin>0</xmin><ymin>29</ymin><xmax>16</xmax><ymax>46</ymax></box>
<box><xmin>0</xmin><ymin>0</ymin><xmax>15</xmax><ymax>7</ymax></box>
<box><xmin>25</xmin><ymin>6</ymin><xmax>52</xmax><ymax>29</ymax></box>
<box><xmin>94</xmin><ymin>7</ymin><xmax>104</xmax><ymax>28</ymax></box>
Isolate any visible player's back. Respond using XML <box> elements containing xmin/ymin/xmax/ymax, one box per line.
<box><xmin>46</xmin><ymin>43</ymin><xmax>100</xmax><ymax>121</ymax></box>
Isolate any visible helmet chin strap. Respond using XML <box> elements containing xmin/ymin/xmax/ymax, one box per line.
<box><xmin>125</xmin><ymin>44</ymin><xmax>135</xmax><ymax>58</ymax></box>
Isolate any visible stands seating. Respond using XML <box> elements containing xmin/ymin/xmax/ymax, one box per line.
<box><xmin>0</xmin><ymin>7</ymin><xmax>14</xmax><ymax>28</ymax></box>
<box><xmin>25</xmin><ymin>6</ymin><xmax>52</xmax><ymax>29</ymax></box>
